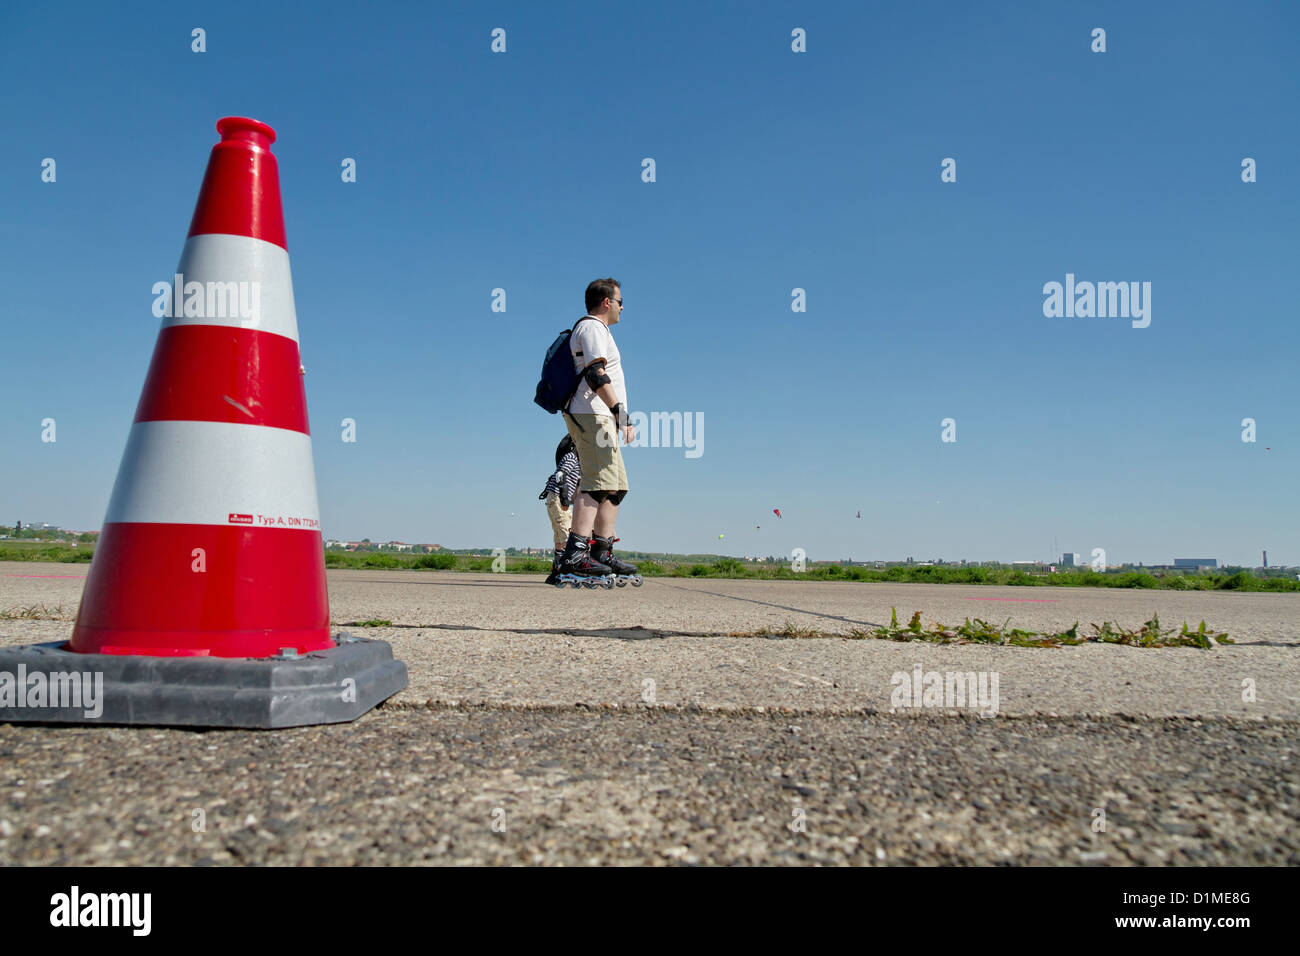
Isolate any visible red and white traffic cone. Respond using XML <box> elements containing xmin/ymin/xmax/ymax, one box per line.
<box><xmin>0</xmin><ymin>118</ymin><xmax>406</xmax><ymax>727</ymax></box>
<box><xmin>70</xmin><ymin>117</ymin><xmax>329</xmax><ymax>658</ymax></box>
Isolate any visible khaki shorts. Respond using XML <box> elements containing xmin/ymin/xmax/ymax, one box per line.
<box><xmin>545</xmin><ymin>492</ymin><xmax>572</xmax><ymax>545</ymax></box>
<box><xmin>565</xmin><ymin>413</ymin><xmax>629</xmax><ymax>493</ymax></box>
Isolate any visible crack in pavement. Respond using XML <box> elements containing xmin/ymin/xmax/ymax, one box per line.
<box><xmin>339</xmin><ymin>623</ymin><xmax>724</xmax><ymax>640</ymax></box>
<box><xmin>332</xmin><ymin>621</ymin><xmax>1295</xmax><ymax>647</ymax></box>
<box><xmin>624</xmin><ymin>582</ymin><xmax>892</xmax><ymax>629</ymax></box>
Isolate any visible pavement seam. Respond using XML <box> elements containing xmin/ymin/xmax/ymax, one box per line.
<box><xmin>336</xmin><ymin>623</ymin><xmax>1293</xmax><ymax>646</ymax></box>
<box><xmin>374</xmin><ymin>699</ymin><xmax>1296</xmax><ymax>726</ymax></box>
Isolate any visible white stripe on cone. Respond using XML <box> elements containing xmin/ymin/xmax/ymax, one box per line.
<box><xmin>160</xmin><ymin>234</ymin><xmax>300</xmax><ymax>342</ymax></box>
<box><xmin>105</xmin><ymin>420</ymin><xmax>321</xmax><ymax>527</ymax></box>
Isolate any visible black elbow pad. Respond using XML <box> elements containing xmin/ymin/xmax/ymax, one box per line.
<box><xmin>584</xmin><ymin>361</ymin><xmax>612</xmax><ymax>390</ymax></box>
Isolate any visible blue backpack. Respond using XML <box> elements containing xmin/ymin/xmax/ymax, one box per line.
<box><xmin>533</xmin><ymin>316</ymin><xmax>601</xmax><ymax>426</ymax></box>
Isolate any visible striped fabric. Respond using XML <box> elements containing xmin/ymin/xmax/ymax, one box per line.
<box><xmin>541</xmin><ymin>450</ymin><xmax>581</xmax><ymax>506</ymax></box>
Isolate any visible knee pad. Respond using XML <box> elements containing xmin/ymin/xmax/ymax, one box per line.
<box><xmin>607</xmin><ymin>489</ymin><xmax>627</xmax><ymax>506</ymax></box>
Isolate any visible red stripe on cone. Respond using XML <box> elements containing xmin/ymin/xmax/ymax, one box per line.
<box><xmin>70</xmin><ymin>523</ymin><xmax>331</xmax><ymax>657</ymax></box>
<box><xmin>134</xmin><ymin>325</ymin><xmax>310</xmax><ymax>433</ymax></box>
<box><xmin>187</xmin><ymin>117</ymin><xmax>287</xmax><ymax>250</ymax></box>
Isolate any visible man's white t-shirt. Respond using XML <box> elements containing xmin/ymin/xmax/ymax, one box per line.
<box><xmin>569</xmin><ymin>316</ymin><xmax>626</xmax><ymax>416</ymax></box>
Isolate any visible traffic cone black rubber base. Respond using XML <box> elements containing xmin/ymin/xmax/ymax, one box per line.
<box><xmin>0</xmin><ymin>633</ymin><xmax>407</xmax><ymax>729</ymax></box>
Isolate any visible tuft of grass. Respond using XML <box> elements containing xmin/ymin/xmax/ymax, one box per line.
<box><xmin>749</xmin><ymin>620</ymin><xmax>822</xmax><ymax>639</ymax></box>
<box><xmin>0</xmin><ymin>603</ymin><xmax>73</xmax><ymax>621</ymax></box>
<box><xmin>346</xmin><ymin>619</ymin><xmax>392</xmax><ymax>628</ymax></box>
<box><xmin>1090</xmin><ymin>614</ymin><xmax>1235</xmax><ymax>649</ymax></box>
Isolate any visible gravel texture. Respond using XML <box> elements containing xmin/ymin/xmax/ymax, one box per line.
<box><xmin>1</xmin><ymin>563</ymin><xmax>1296</xmax><ymax>865</ymax></box>
<box><xmin>0</xmin><ymin>709</ymin><xmax>1295</xmax><ymax>866</ymax></box>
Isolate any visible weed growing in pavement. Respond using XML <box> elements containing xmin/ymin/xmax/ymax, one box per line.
<box><xmin>346</xmin><ymin>619</ymin><xmax>392</xmax><ymax>628</ymax></box>
<box><xmin>747</xmin><ymin>621</ymin><xmax>822</xmax><ymax>639</ymax></box>
<box><xmin>852</xmin><ymin>608</ymin><xmax>1232</xmax><ymax>647</ymax></box>
<box><xmin>731</xmin><ymin>608</ymin><xmax>1232</xmax><ymax>648</ymax></box>
<box><xmin>0</xmin><ymin>603</ymin><xmax>72</xmax><ymax>620</ymax></box>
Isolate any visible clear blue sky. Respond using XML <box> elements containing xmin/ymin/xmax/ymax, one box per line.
<box><xmin>2</xmin><ymin>1</ymin><xmax>1297</xmax><ymax>566</ymax></box>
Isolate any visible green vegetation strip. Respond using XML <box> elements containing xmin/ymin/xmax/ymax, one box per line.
<box><xmin>316</xmin><ymin>552</ymin><xmax>1297</xmax><ymax>591</ymax></box>
<box><xmin>748</xmin><ymin>609</ymin><xmax>1233</xmax><ymax>649</ymax></box>
<box><xmin>0</xmin><ymin>544</ymin><xmax>92</xmax><ymax>563</ymax></box>
<box><xmin>5</xmin><ymin>541</ymin><xmax>1295</xmax><ymax>591</ymax></box>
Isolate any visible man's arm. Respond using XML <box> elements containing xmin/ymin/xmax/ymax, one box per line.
<box><xmin>582</xmin><ymin>359</ymin><xmax>633</xmax><ymax>440</ymax></box>
<box><xmin>580</xmin><ymin>359</ymin><xmax>618</xmax><ymax>415</ymax></box>
<box><xmin>594</xmin><ymin>381</ymin><xmax>620</xmax><ymax>414</ymax></box>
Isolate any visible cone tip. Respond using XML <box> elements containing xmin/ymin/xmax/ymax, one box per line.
<box><xmin>216</xmin><ymin>116</ymin><xmax>277</xmax><ymax>149</ymax></box>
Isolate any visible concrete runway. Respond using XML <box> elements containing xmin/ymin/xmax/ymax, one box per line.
<box><xmin>1</xmin><ymin>563</ymin><xmax>1297</xmax><ymax>864</ymax></box>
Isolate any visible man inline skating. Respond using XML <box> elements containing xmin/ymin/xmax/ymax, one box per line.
<box><xmin>555</xmin><ymin>277</ymin><xmax>640</xmax><ymax>587</ymax></box>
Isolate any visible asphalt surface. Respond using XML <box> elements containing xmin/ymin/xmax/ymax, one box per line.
<box><xmin>1</xmin><ymin>563</ymin><xmax>1297</xmax><ymax>865</ymax></box>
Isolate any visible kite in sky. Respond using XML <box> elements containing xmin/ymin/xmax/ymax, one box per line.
<box><xmin>773</xmin><ymin>509</ymin><xmax>781</xmax><ymax>518</ymax></box>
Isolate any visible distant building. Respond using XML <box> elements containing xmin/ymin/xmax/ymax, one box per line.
<box><xmin>1060</xmin><ymin>552</ymin><xmax>1081</xmax><ymax>566</ymax></box>
<box><xmin>1174</xmin><ymin>558</ymin><xmax>1217</xmax><ymax>569</ymax></box>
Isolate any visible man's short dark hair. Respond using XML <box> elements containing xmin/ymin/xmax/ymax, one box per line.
<box><xmin>585</xmin><ymin>278</ymin><xmax>621</xmax><ymax>314</ymax></box>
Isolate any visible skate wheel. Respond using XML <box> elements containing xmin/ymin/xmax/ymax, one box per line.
<box><xmin>631</xmin><ymin>576</ymin><xmax>643</xmax><ymax>587</ymax></box>
<box><xmin>615</xmin><ymin>577</ymin><xmax>628</xmax><ymax>587</ymax></box>
<box><xmin>602</xmin><ymin>577</ymin><xmax>615</xmax><ymax>589</ymax></box>
<box><xmin>582</xmin><ymin>578</ymin><xmax>599</xmax><ymax>589</ymax></box>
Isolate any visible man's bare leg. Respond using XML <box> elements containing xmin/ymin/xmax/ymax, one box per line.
<box><xmin>572</xmin><ymin>492</ymin><xmax>599</xmax><ymax>538</ymax></box>
<box><xmin>593</xmin><ymin>499</ymin><xmax>618</xmax><ymax>538</ymax></box>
